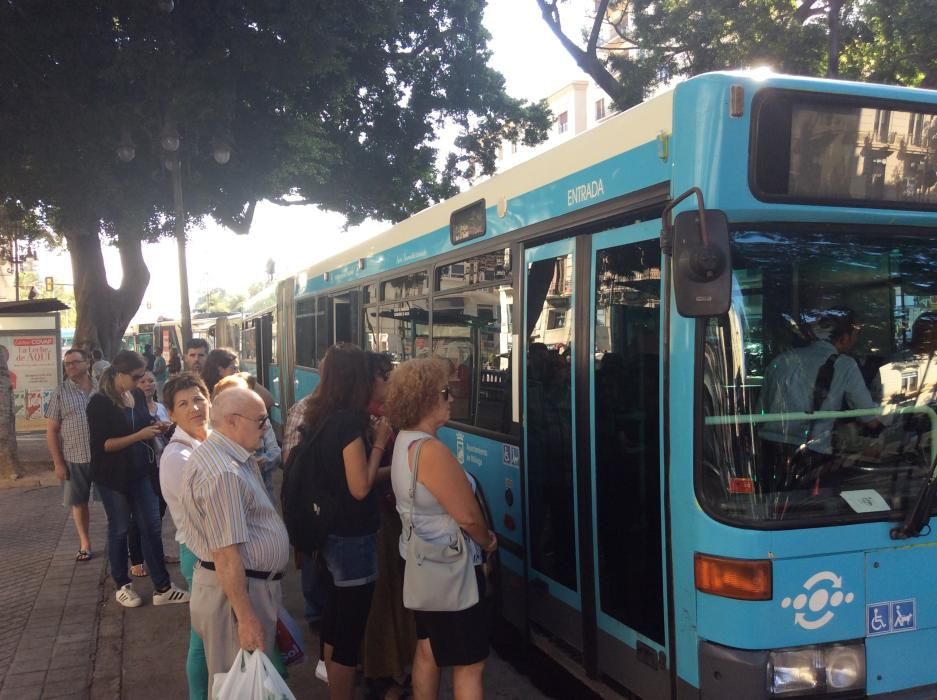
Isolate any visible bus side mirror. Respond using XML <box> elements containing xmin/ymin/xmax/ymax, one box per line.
<box><xmin>672</xmin><ymin>209</ymin><xmax>731</xmax><ymax>317</ymax></box>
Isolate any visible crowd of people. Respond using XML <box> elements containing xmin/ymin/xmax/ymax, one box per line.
<box><xmin>47</xmin><ymin>338</ymin><xmax>498</xmax><ymax>699</ymax></box>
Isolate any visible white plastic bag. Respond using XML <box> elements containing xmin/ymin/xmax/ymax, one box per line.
<box><xmin>212</xmin><ymin>649</ymin><xmax>296</xmax><ymax>700</ymax></box>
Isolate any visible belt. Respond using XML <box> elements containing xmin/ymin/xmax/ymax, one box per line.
<box><xmin>198</xmin><ymin>560</ymin><xmax>284</xmax><ymax>581</ymax></box>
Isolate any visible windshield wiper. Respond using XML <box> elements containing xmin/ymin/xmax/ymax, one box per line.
<box><xmin>890</xmin><ymin>452</ymin><xmax>937</xmax><ymax>540</ymax></box>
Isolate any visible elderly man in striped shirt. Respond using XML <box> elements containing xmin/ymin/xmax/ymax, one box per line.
<box><xmin>180</xmin><ymin>387</ymin><xmax>289</xmax><ymax>694</ymax></box>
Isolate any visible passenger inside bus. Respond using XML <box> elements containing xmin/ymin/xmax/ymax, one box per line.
<box><xmin>699</xmin><ymin>229</ymin><xmax>937</xmax><ymax>522</ymax></box>
<box><xmin>756</xmin><ymin>308</ymin><xmax>882</xmax><ymax>492</ymax></box>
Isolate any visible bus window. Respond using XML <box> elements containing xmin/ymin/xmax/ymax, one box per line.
<box><xmin>314</xmin><ymin>297</ymin><xmax>329</xmax><ymax>363</ymax></box>
<box><xmin>593</xmin><ymin>239</ymin><xmax>663</xmax><ymax>642</ymax></box>
<box><xmin>700</xmin><ymin>228</ymin><xmax>937</xmax><ymax>526</ymax></box>
<box><xmin>383</xmin><ymin>272</ymin><xmax>429</xmax><ymax>300</ymax></box>
<box><xmin>269</xmin><ymin>308</ymin><xmax>278</xmax><ymax>365</ymax></box>
<box><xmin>365</xmin><ymin>305</ymin><xmax>382</xmax><ymax>352</ymax></box>
<box><xmin>295</xmin><ymin>298</ymin><xmax>316</xmax><ymax>367</ymax></box>
<box><xmin>363</xmin><ymin>283</ymin><xmax>379</xmax><ymax>305</ymax></box>
<box><xmin>242</xmin><ymin>321</ymin><xmax>257</xmax><ymax>363</ymax></box>
<box><xmin>332</xmin><ymin>290</ymin><xmax>360</xmax><ymax>346</ymax></box>
<box><xmin>295</xmin><ymin>297</ymin><xmax>330</xmax><ymax>367</ymax></box>
<box><xmin>433</xmin><ymin>284</ymin><xmax>513</xmax><ymax>431</ymax></box>
<box><xmin>380</xmin><ymin>301</ymin><xmax>428</xmax><ymax>363</ymax></box>
<box><xmin>526</xmin><ymin>253</ymin><xmax>575</xmax><ymax>591</ymax></box>
<box><xmin>436</xmin><ymin>249</ymin><xmax>510</xmax><ymax>290</ymax></box>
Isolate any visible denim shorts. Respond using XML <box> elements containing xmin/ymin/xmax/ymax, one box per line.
<box><xmin>62</xmin><ymin>461</ymin><xmax>96</xmax><ymax>506</ymax></box>
<box><xmin>321</xmin><ymin>533</ymin><xmax>378</xmax><ymax>588</ymax></box>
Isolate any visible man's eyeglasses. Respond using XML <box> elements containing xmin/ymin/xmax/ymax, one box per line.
<box><xmin>440</xmin><ymin>385</ymin><xmax>451</xmax><ymax>401</ymax></box>
<box><xmin>234</xmin><ymin>413</ymin><xmax>270</xmax><ymax>429</ymax></box>
<box><xmin>63</xmin><ymin>360</ymin><xmax>86</xmax><ymax>366</ymax></box>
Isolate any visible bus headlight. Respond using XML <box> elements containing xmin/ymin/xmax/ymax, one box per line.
<box><xmin>770</xmin><ymin>648</ymin><xmax>820</xmax><ymax>695</ymax></box>
<box><xmin>768</xmin><ymin>642</ymin><xmax>865</xmax><ymax>696</ymax></box>
<box><xmin>823</xmin><ymin>644</ymin><xmax>864</xmax><ymax>691</ymax></box>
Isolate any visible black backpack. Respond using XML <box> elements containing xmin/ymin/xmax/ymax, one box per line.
<box><xmin>281</xmin><ymin>420</ymin><xmax>337</xmax><ymax>554</ymax></box>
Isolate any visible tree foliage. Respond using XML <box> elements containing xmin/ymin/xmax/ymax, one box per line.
<box><xmin>0</xmin><ymin>0</ymin><xmax>551</xmax><ymax>354</ymax></box>
<box><xmin>538</xmin><ymin>0</ymin><xmax>937</xmax><ymax>110</ymax></box>
<box><xmin>195</xmin><ymin>287</ymin><xmax>245</xmax><ymax>314</ymax></box>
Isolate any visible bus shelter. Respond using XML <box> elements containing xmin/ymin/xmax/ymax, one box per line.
<box><xmin>0</xmin><ymin>300</ymin><xmax>68</xmax><ymax>432</ymax></box>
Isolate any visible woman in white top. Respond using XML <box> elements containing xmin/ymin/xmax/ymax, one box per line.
<box><xmin>159</xmin><ymin>372</ymin><xmax>211</xmax><ymax>700</ymax></box>
<box><xmin>385</xmin><ymin>358</ymin><xmax>498</xmax><ymax>700</ymax></box>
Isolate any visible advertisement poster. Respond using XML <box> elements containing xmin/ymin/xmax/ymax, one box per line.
<box><xmin>0</xmin><ymin>334</ymin><xmax>60</xmax><ymax>429</ymax></box>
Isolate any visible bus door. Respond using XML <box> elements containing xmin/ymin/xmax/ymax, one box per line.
<box><xmin>257</xmin><ymin>312</ymin><xmax>274</xmax><ymax>390</ymax></box>
<box><xmin>523</xmin><ymin>238</ymin><xmax>583</xmax><ymax>647</ymax></box>
<box><xmin>590</xmin><ymin>221</ymin><xmax>669</xmax><ymax>698</ymax></box>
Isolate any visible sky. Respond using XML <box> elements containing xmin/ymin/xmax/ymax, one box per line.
<box><xmin>36</xmin><ymin>1</ymin><xmax>593</xmax><ymax>327</ymax></box>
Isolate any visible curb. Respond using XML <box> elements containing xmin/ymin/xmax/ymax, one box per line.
<box><xmin>89</xmin><ymin>555</ymin><xmax>122</xmax><ymax>699</ymax></box>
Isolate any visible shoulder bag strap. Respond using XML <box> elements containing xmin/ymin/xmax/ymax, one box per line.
<box><xmin>406</xmin><ymin>438</ymin><xmax>430</xmax><ymax>538</ymax></box>
<box><xmin>807</xmin><ymin>352</ymin><xmax>839</xmax><ymax>441</ymax></box>
<box><xmin>810</xmin><ymin>352</ymin><xmax>840</xmax><ymax>413</ymax></box>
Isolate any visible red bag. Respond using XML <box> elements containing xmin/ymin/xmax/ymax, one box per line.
<box><xmin>275</xmin><ymin>607</ymin><xmax>305</xmax><ymax>666</ymax></box>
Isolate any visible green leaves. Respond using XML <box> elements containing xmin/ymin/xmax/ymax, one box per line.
<box><xmin>0</xmin><ymin>0</ymin><xmax>551</xmax><ymax>235</ymax></box>
<box><xmin>544</xmin><ymin>0</ymin><xmax>936</xmax><ymax>111</ymax></box>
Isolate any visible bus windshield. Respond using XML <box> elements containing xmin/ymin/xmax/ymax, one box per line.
<box><xmin>700</xmin><ymin>227</ymin><xmax>937</xmax><ymax>526</ymax></box>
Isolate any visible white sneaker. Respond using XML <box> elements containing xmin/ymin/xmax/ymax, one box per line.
<box><xmin>315</xmin><ymin>659</ymin><xmax>328</xmax><ymax>684</ymax></box>
<box><xmin>152</xmin><ymin>584</ymin><xmax>190</xmax><ymax>606</ymax></box>
<box><xmin>116</xmin><ymin>583</ymin><xmax>143</xmax><ymax>608</ymax></box>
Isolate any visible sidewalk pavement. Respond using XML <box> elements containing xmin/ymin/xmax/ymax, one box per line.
<box><xmin>0</xmin><ymin>464</ymin><xmax>107</xmax><ymax>699</ymax></box>
<box><xmin>0</xmin><ymin>433</ymin><xmax>549</xmax><ymax>699</ymax></box>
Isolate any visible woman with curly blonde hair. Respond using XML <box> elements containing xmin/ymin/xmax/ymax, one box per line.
<box><xmin>385</xmin><ymin>357</ymin><xmax>497</xmax><ymax>700</ymax></box>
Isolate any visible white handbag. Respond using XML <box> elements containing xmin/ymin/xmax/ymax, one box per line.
<box><xmin>402</xmin><ymin>438</ymin><xmax>479</xmax><ymax>612</ymax></box>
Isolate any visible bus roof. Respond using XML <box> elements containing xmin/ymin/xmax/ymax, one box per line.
<box><xmin>294</xmin><ymin>86</ymin><xmax>675</xmax><ymax>289</ymax></box>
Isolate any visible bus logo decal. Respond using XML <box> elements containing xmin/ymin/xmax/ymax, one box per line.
<box><xmin>781</xmin><ymin>570</ymin><xmax>855</xmax><ymax>630</ymax></box>
<box><xmin>567</xmin><ymin>178</ymin><xmax>605</xmax><ymax>207</ymax></box>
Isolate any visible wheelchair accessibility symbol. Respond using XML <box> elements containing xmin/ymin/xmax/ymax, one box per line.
<box><xmin>867</xmin><ymin>599</ymin><xmax>916</xmax><ymax>636</ymax></box>
<box><xmin>781</xmin><ymin>571</ymin><xmax>855</xmax><ymax>630</ymax></box>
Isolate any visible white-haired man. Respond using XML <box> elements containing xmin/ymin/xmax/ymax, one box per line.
<box><xmin>180</xmin><ymin>388</ymin><xmax>289</xmax><ymax>695</ymax></box>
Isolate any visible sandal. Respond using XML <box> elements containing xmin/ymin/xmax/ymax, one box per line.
<box><xmin>75</xmin><ymin>550</ymin><xmax>92</xmax><ymax>562</ymax></box>
<box><xmin>130</xmin><ymin>563</ymin><xmax>147</xmax><ymax>577</ymax></box>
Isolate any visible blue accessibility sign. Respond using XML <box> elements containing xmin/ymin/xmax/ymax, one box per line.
<box><xmin>867</xmin><ymin>603</ymin><xmax>890</xmax><ymax>636</ymax></box>
<box><xmin>892</xmin><ymin>600</ymin><xmax>916</xmax><ymax>632</ymax></box>
<box><xmin>502</xmin><ymin>444</ymin><xmax>520</xmax><ymax>467</ymax></box>
<box><xmin>867</xmin><ymin>599</ymin><xmax>916</xmax><ymax>636</ymax></box>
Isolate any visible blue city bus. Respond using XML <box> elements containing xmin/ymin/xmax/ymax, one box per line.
<box><xmin>251</xmin><ymin>71</ymin><xmax>937</xmax><ymax>697</ymax></box>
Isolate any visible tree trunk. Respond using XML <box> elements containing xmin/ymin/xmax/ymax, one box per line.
<box><xmin>66</xmin><ymin>223</ymin><xmax>151</xmax><ymax>359</ymax></box>
<box><xmin>536</xmin><ymin>0</ymin><xmax>629</xmax><ymax>107</ymax></box>
<box><xmin>827</xmin><ymin>0</ymin><xmax>842</xmax><ymax>77</ymax></box>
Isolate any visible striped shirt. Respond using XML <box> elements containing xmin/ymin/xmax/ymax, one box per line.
<box><xmin>180</xmin><ymin>430</ymin><xmax>290</xmax><ymax>572</ymax></box>
<box><xmin>47</xmin><ymin>378</ymin><xmax>95</xmax><ymax>463</ymax></box>
<box><xmin>282</xmin><ymin>394</ymin><xmax>311</xmax><ymax>458</ymax></box>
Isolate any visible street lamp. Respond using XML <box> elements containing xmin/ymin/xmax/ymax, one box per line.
<box><xmin>2</xmin><ymin>229</ymin><xmax>38</xmax><ymax>302</ymax></box>
<box><xmin>116</xmin><ymin>125</ymin><xmax>231</xmax><ymax>345</ymax></box>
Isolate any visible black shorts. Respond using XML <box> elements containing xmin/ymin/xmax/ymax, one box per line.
<box><xmin>320</xmin><ymin>566</ymin><xmax>375</xmax><ymax>667</ymax></box>
<box><xmin>414</xmin><ymin>566</ymin><xmax>490</xmax><ymax>667</ymax></box>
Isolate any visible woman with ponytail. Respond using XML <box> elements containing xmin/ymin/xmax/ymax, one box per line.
<box><xmin>87</xmin><ymin>350</ymin><xmax>190</xmax><ymax>609</ymax></box>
